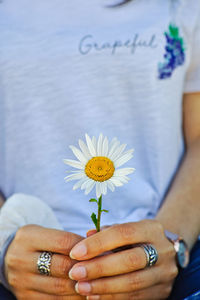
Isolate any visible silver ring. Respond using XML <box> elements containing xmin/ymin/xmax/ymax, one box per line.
<box><xmin>141</xmin><ymin>244</ymin><xmax>158</xmax><ymax>267</ymax></box>
<box><xmin>37</xmin><ymin>251</ymin><xmax>52</xmax><ymax>276</ymax></box>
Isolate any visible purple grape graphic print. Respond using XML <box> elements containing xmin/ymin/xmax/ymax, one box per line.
<box><xmin>158</xmin><ymin>24</ymin><xmax>185</xmax><ymax>79</ymax></box>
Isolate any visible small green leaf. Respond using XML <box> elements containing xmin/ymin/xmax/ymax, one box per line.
<box><xmin>91</xmin><ymin>213</ymin><xmax>98</xmax><ymax>229</ymax></box>
<box><xmin>169</xmin><ymin>24</ymin><xmax>179</xmax><ymax>39</ymax></box>
<box><xmin>89</xmin><ymin>199</ymin><xmax>98</xmax><ymax>203</ymax></box>
<box><xmin>101</xmin><ymin>209</ymin><xmax>109</xmax><ymax>213</ymax></box>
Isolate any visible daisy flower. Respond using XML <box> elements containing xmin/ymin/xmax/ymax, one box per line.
<box><xmin>64</xmin><ymin>133</ymin><xmax>135</xmax><ymax>231</ymax></box>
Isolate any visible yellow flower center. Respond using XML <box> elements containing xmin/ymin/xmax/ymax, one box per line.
<box><xmin>85</xmin><ymin>156</ymin><xmax>115</xmax><ymax>182</ymax></box>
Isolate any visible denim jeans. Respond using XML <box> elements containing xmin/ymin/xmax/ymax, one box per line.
<box><xmin>1</xmin><ymin>241</ymin><xmax>200</xmax><ymax>300</ymax></box>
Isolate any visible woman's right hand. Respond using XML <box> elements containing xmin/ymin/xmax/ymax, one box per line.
<box><xmin>5</xmin><ymin>224</ymin><xmax>86</xmax><ymax>300</ymax></box>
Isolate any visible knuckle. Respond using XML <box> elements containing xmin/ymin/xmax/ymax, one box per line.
<box><xmin>15</xmin><ymin>224</ymin><xmax>38</xmax><ymax>242</ymax></box>
<box><xmin>6</xmin><ymin>251</ymin><xmax>23</xmax><ymax>270</ymax></box>
<box><xmin>5</xmin><ymin>252</ymin><xmax>16</xmax><ymax>269</ymax></box>
<box><xmin>125</xmin><ymin>252</ymin><xmax>140</xmax><ymax>270</ymax></box>
<box><xmin>92</xmin><ymin>236</ymin><xmax>105</xmax><ymax>253</ymax></box>
<box><xmin>128</xmin><ymin>292</ymin><xmax>142</xmax><ymax>300</ymax></box>
<box><xmin>57</xmin><ymin>232</ymin><xmax>73</xmax><ymax>253</ymax></box>
<box><xmin>58</xmin><ymin>256</ymin><xmax>71</xmax><ymax>276</ymax></box>
<box><xmin>97</xmin><ymin>280</ymin><xmax>109</xmax><ymax>294</ymax></box>
<box><xmin>15</xmin><ymin>227</ymin><xmax>26</xmax><ymax>242</ymax></box>
<box><xmin>54</xmin><ymin>277</ymin><xmax>67</xmax><ymax>295</ymax></box>
<box><xmin>117</xmin><ymin>223</ymin><xmax>134</xmax><ymax>243</ymax></box>
<box><xmin>8</xmin><ymin>272</ymin><xmax>20</xmax><ymax>289</ymax></box>
<box><xmin>128</xmin><ymin>273</ymin><xmax>144</xmax><ymax>291</ymax></box>
<box><xmin>94</xmin><ymin>261</ymin><xmax>104</xmax><ymax>276</ymax></box>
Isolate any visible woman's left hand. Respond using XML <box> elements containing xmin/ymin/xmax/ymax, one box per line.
<box><xmin>68</xmin><ymin>220</ymin><xmax>178</xmax><ymax>299</ymax></box>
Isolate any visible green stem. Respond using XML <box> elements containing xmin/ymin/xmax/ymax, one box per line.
<box><xmin>97</xmin><ymin>195</ymin><xmax>102</xmax><ymax>232</ymax></box>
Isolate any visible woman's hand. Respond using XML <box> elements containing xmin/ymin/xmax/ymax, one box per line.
<box><xmin>68</xmin><ymin>220</ymin><xmax>178</xmax><ymax>300</ymax></box>
<box><xmin>5</xmin><ymin>224</ymin><xmax>86</xmax><ymax>300</ymax></box>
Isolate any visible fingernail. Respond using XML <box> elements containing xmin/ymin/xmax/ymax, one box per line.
<box><xmin>87</xmin><ymin>296</ymin><xmax>100</xmax><ymax>300</ymax></box>
<box><xmin>86</xmin><ymin>229</ymin><xmax>97</xmax><ymax>237</ymax></box>
<box><xmin>69</xmin><ymin>266</ymin><xmax>87</xmax><ymax>280</ymax></box>
<box><xmin>75</xmin><ymin>282</ymin><xmax>91</xmax><ymax>295</ymax></box>
<box><xmin>70</xmin><ymin>243</ymin><xmax>87</xmax><ymax>259</ymax></box>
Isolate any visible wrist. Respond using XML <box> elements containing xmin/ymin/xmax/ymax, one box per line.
<box><xmin>155</xmin><ymin>214</ymin><xmax>197</xmax><ymax>250</ymax></box>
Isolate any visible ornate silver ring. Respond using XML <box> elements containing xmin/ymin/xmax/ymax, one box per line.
<box><xmin>37</xmin><ymin>251</ymin><xmax>52</xmax><ymax>276</ymax></box>
<box><xmin>141</xmin><ymin>244</ymin><xmax>158</xmax><ymax>267</ymax></box>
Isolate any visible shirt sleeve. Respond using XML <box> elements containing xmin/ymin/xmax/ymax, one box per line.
<box><xmin>184</xmin><ymin>8</ymin><xmax>200</xmax><ymax>93</ymax></box>
<box><xmin>0</xmin><ymin>193</ymin><xmax>63</xmax><ymax>290</ymax></box>
<box><xmin>0</xmin><ymin>232</ymin><xmax>16</xmax><ymax>290</ymax></box>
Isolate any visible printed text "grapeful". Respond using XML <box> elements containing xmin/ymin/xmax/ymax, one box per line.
<box><xmin>79</xmin><ymin>34</ymin><xmax>157</xmax><ymax>55</ymax></box>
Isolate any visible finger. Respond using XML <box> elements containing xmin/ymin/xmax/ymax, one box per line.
<box><xmin>70</xmin><ymin>220</ymin><xmax>164</xmax><ymax>260</ymax></box>
<box><xmin>69</xmin><ymin>246</ymin><xmax>147</xmax><ymax>281</ymax></box>
<box><xmin>24</xmin><ymin>274</ymin><xmax>77</xmax><ymax>295</ymax></box>
<box><xmin>21</xmin><ymin>251</ymin><xmax>76</xmax><ymax>279</ymax></box>
<box><xmin>86</xmin><ymin>225</ymin><xmax>111</xmax><ymax>238</ymax></box>
<box><xmin>87</xmin><ymin>230</ymin><xmax>97</xmax><ymax>237</ymax></box>
<box><xmin>18</xmin><ymin>290</ymin><xmax>85</xmax><ymax>300</ymax></box>
<box><xmin>15</xmin><ymin>225</ymin><xmax>83</xmax><ymax>255</ymax></box>
<box><xmin>86</xmin><ymin>283</ymin><xmax>172</xmax><ymax>300</ymax></box>
<box><xmin>75</xmin><ymin>267</ymin><xmax>160</xmax><ymax>296</ymax></box>
<box><xmin>51</xmin><ymin>254</ymin><xmax>76</xmax><ymax>278</ymax></box>
<box><xmin>35</xmin><ymin>252</ymin><xmax>76</xmax><ymax>278</ymax></box>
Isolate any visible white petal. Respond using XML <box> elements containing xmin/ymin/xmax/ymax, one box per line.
<box><xmin>69</xmin><ymin>145</ymin><xmax>87</xmax><ymax>164</ymax></box>
<box><xmin>64</xmin><ymin>172</ymin><xmax>85</xmax><ymax>182</ymax></box>
<box><xmin>85</xmin><ymin>134</ymin><xmax>96</xmax><ymax>157</ymax></box>
<box><xmin>78</xmin><ymin>139</ymin><xmax>92</xmax><ymax>160</ymax></box>
<box><xmin>114</xmin><ymin>168</ymin><xmax>135</xmax><ymax>176</ymax></box>
<box><xmin>101</xmin><ymin>181</ymin><xmax>107</xmax><ymax>195</ymax></box>
<box><xmin>114</xmin><ymin>149</ymin><xmax>134</xmax><ymax>168</ymax></box>
<box><xmin>102</xmin><ymin>136</ymin><xmax>109</xmax><ymax>157</ymax></box>
<box><xmin>107</xmin><ymin>180</ymin><xmax>115</xmax><ymax>192</ymax></box>
<box><xmin>92</xmin><ymin>136</ymin><xmax>97</xmax><ymax>153</ymax></box>
<box><xmin>109</xmin><ymin>177</ymin><xmax>123</xmax><ymax>187</ymax></box>
<box><xmin>110</xmin><ymin>143</ymin><xmax>127</xmax><ymax>161</ymax></box>
<box><xmin>108</xmin><ymin>140</ymin><xmax>120</xmax><ymax>159</ymax></box>
<box><xmin>85</xmin><ymin>178</ymin><xmax>94</xmax><ymax>189</ymax></box>
<box><xmin>96</xmin><ymin>182</ymin><xmax>102</xmax><ymax>198</ymax></box>
<box><xmin>85</xmin><ymin>181</ymin><xmax>95</xmax><ymax>195</ymax></box>
<box><xmin>97</xmin><ymin>133</ymin><xmax>103</xmax><ymax>156</ymax></box>
<box><xmin>109</xmin><ymin>137</ymin><xmax>118</xmax><ymax>149</ymax></box>
<box><xmin>113</xmin><ymin>175</ymin><xmax>130</xmax><ymax>184</ymax></box>
<box><xmin>63</xmin><ymin>159</ymin><xmax>84</xmax><ymax>169</ymax></box>
<box><xmin>65</xmin><ymin>170</ymin><xmax>83</xmax><ymax>173</ymax></box>
<box><xmin>81</xmin><ymin>178</ymin><xmax>93</xmax><ymax>190</ymax></box>
<box><xmin>73</xmin><ymin>178</ymin><xmax>88</xmax><ymax>190</ymax></box>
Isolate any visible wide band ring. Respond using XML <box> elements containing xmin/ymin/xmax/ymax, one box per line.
<box><xmin>141</xmin><ymin>244</ymin><xmax>158</xmax><ymax>267</ymax></box>
<box><xmin>37</xmin><ymin>251</ymin><xmax>52</xmax><ymax>276</ymax></box>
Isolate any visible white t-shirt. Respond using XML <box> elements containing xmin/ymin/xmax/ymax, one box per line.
<box><xmin>0</xmin><ymin>0</ymin><xmax>200</xmax><ymax>236</ymax></box>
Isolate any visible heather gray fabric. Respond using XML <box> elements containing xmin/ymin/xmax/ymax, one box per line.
<box><xmin>0</xmin><ymin>193</ymin><xmax>62</xmax><ymax>287</ymax></box>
